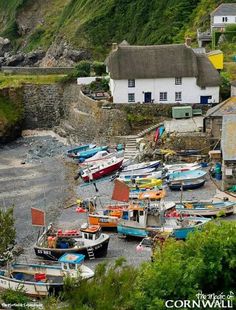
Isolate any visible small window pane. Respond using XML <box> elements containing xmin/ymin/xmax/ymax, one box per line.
<box><xmin>175</xmin><ymin>92</ymin><xmax>182</xmax><ymax>101</ymax></box>
<box><xmin>160</xmin><ymin>92</ymin><xmax>167</xmax><ymax>101</ymax></box>
<box><xmin>175</xmin><ymin>77</ymin><xmax>182</xmax><ymax>85</ymax></box>
<box><xmin>128</xmin><ymin>93</ymin><xmax>135</xmax><ymax>102</ymax></box>
<box><xmin>128</xmin><ymin>79</ymin><xmax>135</xmax><ymax>87</ymax></box>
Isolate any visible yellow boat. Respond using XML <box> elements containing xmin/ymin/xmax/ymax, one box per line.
<box><xmin>129</xmin><ymin>178</ymin><xmax>162</xmax><ymax>190</ymax></box>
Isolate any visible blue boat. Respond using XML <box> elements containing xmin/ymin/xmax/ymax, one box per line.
<box><xmin>75</xmin><ymin>146</ymin><xmax>109</xmax><ymax>162</ymax></box>
<box><xmin>168</xmin><ymin>178</ymin><xmax>205</xmax><ymax>191</ymax></box>
<box><xmin>168</xmin><ymin>169</ymin><xmax>207</xmax><ymax>182</ymax></box>
<box><xmin>117</xmin><ymin>205</ymin><xmax>211</xmax><ymax>239</ymax></box>
<box><xmin>67</xmin><ymin>144</ymin><xmax>96</xmax><ymax>158</ymax></box>
<box><xmin>174</xmin><ymin>201</ymin><xmax>235</xmax><ymax>217</ymax></box>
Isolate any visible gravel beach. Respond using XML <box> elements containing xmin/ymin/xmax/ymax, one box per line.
<box><xmin>0</xmin><ymin>131</ymin><xmax>235</xmax><ymax>270</ymax></box>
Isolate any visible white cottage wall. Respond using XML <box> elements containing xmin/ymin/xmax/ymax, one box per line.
<box><xmin>110</xmin><ymin>77</ymin><xmax>219</xmax><ymax>104</ymax></box>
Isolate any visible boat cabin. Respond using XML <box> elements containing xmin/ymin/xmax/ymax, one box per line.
<box><xmin>59</xmin><ymin>253</ymin><xmax>85</xmax><ymax>272</ymax></box>
<box><xmin>122</xmin><ymin>206</ymin><xmax>146</xmax><ymax>226</ymax></box>
<box><xmin>80</xmin><ymin>225</ymin><xmax>101</xmax><ymax>241</ymax></box>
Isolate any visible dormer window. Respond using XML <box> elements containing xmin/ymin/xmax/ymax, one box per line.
<box><xmin>128</xmin><ymin>79</ymin><xmax>135</xmax><ymax>87</ymax></box>
<box><xmin>175</xmin><ymin>77</ymin><xmax>182</xmax><ymax>85</ymax></box>
<box><xmin>222</xmin><ymin>17</ymin><xmax>228</xmax><ymax>22</ymax></box>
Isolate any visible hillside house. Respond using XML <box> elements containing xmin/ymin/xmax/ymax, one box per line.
<box><xmin>231</xmin><ymin>81</ymin><xmax>236</xmax><ymax>96</ymax></box>
<box><xmin>106</xmin><ymin>43</ymin><xmax>220</xmax><ymax>104</ymax></box>
<box><xmin>221</xmin><ymin>114</ymin><xmax>236</xmax><ymax>191</ymax></box>
<box><xmin>211</xmin><ymin>3</ymin><xmax>236</xmax><ymax>32</ymax></box>
<box><xmin>204</xmin><ymin>97</ymin><xmax>236</xmax><ymax>141</ymax></box>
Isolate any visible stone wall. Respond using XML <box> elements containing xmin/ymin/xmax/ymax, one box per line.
<box><xmin>22</xmin><ymin>83</ymin><xmax>131</xmax><ymax>143</ymax></box>
<box><xmin>23</xmin><ymin>84</ymin><xmax>64</xmax><ymax>128</ymax></box>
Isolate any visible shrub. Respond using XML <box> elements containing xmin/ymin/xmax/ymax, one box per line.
<box><xmin>92</xmin><ymin>61</ymin><xmax>106</xmax><ymax>76</ymax></box>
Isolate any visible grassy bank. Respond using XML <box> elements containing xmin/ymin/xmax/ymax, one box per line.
<box><xmin>0</xmin><ymin>73</ymin><xmax>65</xmax><ymax>89</ymax></box>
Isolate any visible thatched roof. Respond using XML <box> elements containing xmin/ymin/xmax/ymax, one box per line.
<box><xmin>211</xmin><ymin>3</ymin><xmax>236</xmax><ymax>16</ymax></box>
<box><xmin>196</xmin><ymin>54</ymin><xmax>220</xmax><ymax>87</ymax></box>
<box><xmin>106</xmin><ymin>44</ymin><xmax>220</xmax><ymax>87</ymax></box>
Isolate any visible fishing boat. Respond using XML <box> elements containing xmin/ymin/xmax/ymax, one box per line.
<box><xmin>72</xmin><ymin>146</ymin><xmax>108</xmax><ymax>161</ymax></box>
<box><xmin>127</xmin><ymin>178</ymin><xmax>162</xmax><ymax>190</ymax></box>
<box><xmin>174</xmin><ymin>201</ymin><xmax>235</xmax><ymax>217</ymax></box>
<box><xmin>67</xmin><ymin>144</ymin><xmax>96</xmax><ymax>158</ymax></box>
<box><xmin>81</xmin><ymin>156</ymin><xmax>124</xmax><ymax>182</ymax></box>
<box><xmin>88</xmin><ymin>205</ymin><xmax>128</xmax><ymax>229</ymax></box>
<box><xmin>34</xmin><ymin>223</ymin><xmax>110</xmax><ymax>261</ymax></box>
<box><xmin>0</xmin><ymin>253</ymin><xmax>94</xmax><ymax>297</ymax></box>
<box><xmin>122</xmin><ymin>160</ymin><xmax>161</xmax><ymax>172</ymax></box>
<box><xmin>168</xmin><ymin>178</ymin><xmax>206</xmax><ymax>191</ymax></box>
<box><xmin>117</xmin><ymin>203</ymin><xmax>210</xmax><ymax>239</ymax></box>
<box><xmin>168</xmin><ymin>170</ymin><xmax>207</xmax><ymax>182</ymax></box>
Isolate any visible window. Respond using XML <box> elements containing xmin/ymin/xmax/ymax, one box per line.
<box><xmin>128</xmin><ymin>93</ymin><xmax>135</xmax><ymax>102</ymax></box>
<box><xmin>160</xmin><ymin>92</ymin><xmax>167</xmax><ymax>101</ymax></box>
<box><xmin>175</xmin><ymin>92</ymin><xmax>182</xmax><ymax>101</ymax></box>
<box><xmin>128</xmin><ymin>79</ymin><xmax>135</xmax><ymax>87</ymax></box>
<box><xmin>222</xmin><ymin>17</ymin><xmax>228</xmax><ymax>22</ymax></box>
<box><xmin>175</xmin><ymin>77</ymin><xmax>182</xmax><ymax>85</ymax></box>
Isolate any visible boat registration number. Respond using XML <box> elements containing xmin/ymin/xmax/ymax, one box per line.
<box><xmin>37</xmin><ymin>250</ymin><xmax>51</xmax><ymax>255</ymax></box>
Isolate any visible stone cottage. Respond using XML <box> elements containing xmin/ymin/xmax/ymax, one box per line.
<box><xmin>204</xmin><ymin>97</ymin><xmax>236</xmax><ymax>141</ymax></box>
<box><xmin>221</xmin><ymin>114</ymin><xmax>236</xmax><ymax>190</ymax></box>
<box><xmin>106</xmin><ymin>42</ymin><xmax>220</xmax><ymax>104</ymax></box>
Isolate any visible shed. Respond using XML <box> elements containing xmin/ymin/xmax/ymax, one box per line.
<box><xmin>172</xmin><ymin>106</ymin><xmax>192</xmax><ymax>119</ymax></box>
<box><xmin>204</xmin><ymin>97</ymin><xmax>236</xmax><ymax>140</ymax></box>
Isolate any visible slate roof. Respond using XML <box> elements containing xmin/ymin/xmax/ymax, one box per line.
<box><xmin>205</xmin><ymin>97</ymin><xmax>236</xmax><ymax>117</ymax></box>
<box><xmin>222</xmin><ymin>115</ymin><xmax>236</xmax><ymax>161</ymax></box>
<box><xmin>106</xmin><ymin>43</ymin><xmax>220</xmax><ymax>87</ymax></box>
<box><xmin>211</xmin><ymin>3</ymin><xmax>236</xmax><ymax>16</ymax></box>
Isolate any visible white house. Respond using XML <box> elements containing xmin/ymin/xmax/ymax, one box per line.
<box><xmin>106</xmin><ymin>43</ymin><xmax>220</xmax><ymax>104</ymax></box>
<box><xmin>211</xmin><ymin>3</ymin><xmax>236</xmax><ymax>32</ymax></box>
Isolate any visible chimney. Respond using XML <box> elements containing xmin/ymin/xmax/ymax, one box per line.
<box><xmin>112</xmin><ymin>43</ymin><xmax>118</xmax><ymax>52</ymax></box>
<box><xmin>185</xmin><ymin>37</ymin><xmax>192</xmax><ymax>47</ymax></box>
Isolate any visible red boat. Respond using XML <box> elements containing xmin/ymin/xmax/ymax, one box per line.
<box><xmin>81</xmin><ymin>157</ymin><xmax>123</xmax><ymax>182</ymax></box>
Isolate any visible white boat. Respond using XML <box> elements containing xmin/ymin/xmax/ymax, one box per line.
<box><xmin>118</xmin><ymin>170</ymin><xmax>163</xmax><ymax>182</ymax></box>
<box><xmin>122</xmin><ymin>160</ymin><xmax>161</xmax><ymax>172</ymax></box>
<box><xmin>82</xmin><ymin>150</ymin><xmax>124</xmax><ymax>165</ymax></box>
<box><xmin>0</xmin><ymin>253</ymin><xmax>94</xmax><ymax>297</ymax></box>
<box><xmin>164</xmin><ymin>162</ymin><xmax>201</xmax><ymax>173</ymax></box>
<box><xmin>168</xmin><ymin>170</ymin><xmax>207</xmax><ymax>182</ymax></box>
<box><xmin>119</xmin><ymin>167</ymin><xmax>157</xmax><ymax>176</ymax></box>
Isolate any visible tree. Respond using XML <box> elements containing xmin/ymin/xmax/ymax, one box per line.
<box><xmin>92</xmin><ymin>61</ymin><xmax>106</xmax><ymax>76</ymax></box>
<box><xmin>74</xmin><ymin>61</ymin><xmax>91</xmax><ymax>77</ymax></box>
<box><xmin>0</xmin><ymin>207</ymin><xmax>16</xmax><ymax>263</ymax></box>
<box><xmin>62</xmin><ymin>257</ymin><xmax>137</xmax><ymax>310</ymax></box>
<box><xmin>133</xmin><ymin>220</ymin><xmax>236</xmax><ymax>309</ymax></box>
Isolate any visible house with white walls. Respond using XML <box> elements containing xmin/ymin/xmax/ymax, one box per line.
<box><xmin>106</xmin><ymin>42</ymin><xmax>220</xmax><ymax>104</ymax></box>
<box><xmin>211</xmin><ymin>3</ymin><xmax>236</xmax><ymax>32</ymax></box>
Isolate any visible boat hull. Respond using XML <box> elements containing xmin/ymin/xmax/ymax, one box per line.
<box><xmin>89</xmin><ymin>214</ymin><xmax>119</xmax><ymax>228</ymax></box>
<box><xmin>0</xmin><ymin>275</ymin><xmax>62</xmax><ymax>297</ymax></box>
<box><xmin>169</xmin><ymin>179</ymin><xmax>205</xmax><ymax>191</ymax></box>
<box><xmin>34</xmin><ymin>237</ymin><xmax>109</xmax><ymax>261</ymax></box>
<box><xmin>82</xmin><ymin>159</ymin><xmax>123</xmax><ymax>182</ymax></box>
<box><xmin>117</xmin><ymin>224</ymin><xmax>148</xmax><ymax>238</ymax></box>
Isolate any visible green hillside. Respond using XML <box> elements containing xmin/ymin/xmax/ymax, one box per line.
<box><xmin>0</xmin><ymin>0</ymin><xmax>235</xmax><ymax>58</ymax></box>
